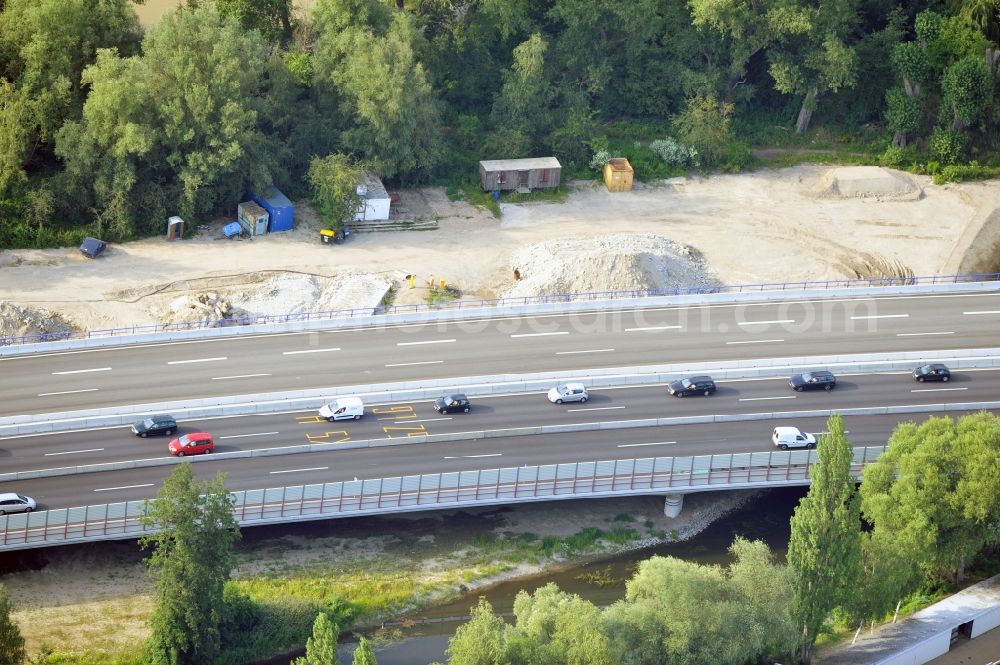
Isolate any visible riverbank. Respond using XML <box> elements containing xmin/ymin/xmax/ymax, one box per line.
<box><xmin>2</xmin><ymin>490</ymin><xmax>764</xmax><ymax>664</ymax></box>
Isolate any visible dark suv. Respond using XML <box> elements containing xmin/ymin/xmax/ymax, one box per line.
<box><xmin>913</xmin><ymin>364</ymin><xmax>950</xmax><ymax>383</ymax></box>
<box><xmin>131</xmin><ymin>414</ymin><xmax>177</xmax><ymax>438</ymax></box>
<box><xmin>789</xmin><ymin>370</ymin><xmax>837</xmax><ymax>392</ymax></box>
<box><xmin>667</xmin><ymin>376</ymin><xmax>716</xmax><ymax>397</ymax></box>
<box><xmin>434</xmin><ymin>394</ymin><xmax>471</xmax><ymax>414</ymax></box>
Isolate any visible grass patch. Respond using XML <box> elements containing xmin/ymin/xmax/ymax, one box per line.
<box><xmin>612</xmin><ymin>513</ymin><xmax>635</xmax><ymax>523</ymax></box>
<box><xmin>425</xmin><ymin>285</ymin><xmax>461</xmax><ymax>304</ymax></box>
<box><xmin>501</xmin><ymin>186</ymin><xmax>571</xmax><ymax>204</ymax></box>
<box><xmin>456</xmin><ymin>181</ymin><xmax>501</xmax><ymax>217</ymax></box>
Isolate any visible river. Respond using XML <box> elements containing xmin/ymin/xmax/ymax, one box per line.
<box><xmin>256</xmin><ymin>487</ymin><xmax>805</xmax><ymax>665</ymax></box>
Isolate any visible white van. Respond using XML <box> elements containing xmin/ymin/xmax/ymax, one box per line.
<box><xmin>318</xmin><ymin>396</ymin><xmax>364</xmax><ymax>421</ymax></box>
<box><xmin>772</xmin><ymin>427</ymin><xmax>816</xmax><ymax>450</ymax></box>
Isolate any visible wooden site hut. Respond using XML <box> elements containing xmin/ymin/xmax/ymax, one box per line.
<box><xmin>603</xmin><ymin>158</ymin><xmax>634</xmax><ymax>192</ymax></box>
<box><xmin>479</xmin><ymin>157</ymin><xmax>561</xmax><ymax>193</ymax></box>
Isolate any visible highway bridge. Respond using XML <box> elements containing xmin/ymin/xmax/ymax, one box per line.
<box><xmin>0</xmin><ymin>284</ymin><xmax>997</xmax><ymax>550</ymax></box>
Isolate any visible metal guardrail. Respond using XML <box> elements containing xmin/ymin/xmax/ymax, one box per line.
<box><xmin>0</xmin><ymin>446</ymin><xmax>886</xmax><ymax>551</ymax></box>
<box><xmin>2</xmin><ymin>273</ymin><xmax>998</xmax><ymax>347</ymax></box>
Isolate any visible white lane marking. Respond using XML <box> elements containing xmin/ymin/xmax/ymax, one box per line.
<box><xmin>738</xmin><ymin>396</ymin><xmax>797</xmax><ymax>402</ymax></box>
<box><xmin>850</xmin><ymin>314</ymin><xmax>909</xmax><ymax>320</ymax></box>
<box><xmin>282</xmin><ymin>348</ymin><xmax>341</xmax><ymax>355</ymax></box>
<box><xmin>911</xmin><ymin>387</ymin><xmax>968</xmax><ymax>393</ymax></box>
<box><xmin>218</xmin><ymin>431</ymin><xmax>280</xmax><ymax>440</ymax></box>
<box><xmin>896</xmin><ymin>331</ymin><xmax>955</xmax><ymax>337</ymax></box>
<box><xmin>94</xmin><ymin>483</ymin><xmax>154</xmax><ymax>492</ymax></box>
<box><xmin>396</xmin><ymin>417</ymin><xmax>452</xmax><ymax>424</ymax></box>
<box><xmin>37</xmin><ymin>388</ymin><xmax>99</xmax><ymax>397</ymax></box>
<box><xmin>726</xmin><ymin>339</ymin><xmax>784</xmax><ymax>345</ymax></box>
<box><xmin>5</xmin><ymin>291</ymin><xmax>997</xmax><ymax>362</ymax></box>
<box><xmin>212</xmin><ymin>373</ymin><xmax>272</xmax><ymax>380</ymax></box>
<box><xmin>555</xmin><ymin>348</ymin><xmax>615</xmax><ymax>355</ymax></box>
<box><xmin>737</xmin><ymin>319</ymin><xmax>794</xmax><ymax>326</ymax></box>
<box><xmin>618</xmin><ymin>441</ymin><xmax>676</xmax><ymax>448</ymax></box>
<box><xmin>510</xmin><ymin>331</ymin><xmax>569</xmax><ymax>338</ymax></box>
<box><xmin>963</xmin><ymin>310</ymin><xmax>1000</xmax><ymax>315</ymax></box>
<box><xmin>385</xmin><ymin>360</ymin><xmax>444</xmax><ymax>367</ymax></box>
<box><xmin>270</xmin><ymin>466</ymin><xmax>330</xmax><ymax>475</ymax></box>
<box><xmin>396</xmin><ymin>339</ymin><xmax>456</xmax><ymax>346</ymax></box>
<box><xmin>566</xmin><ymin>406</ymin><xmax>626</xmax><ymax>412</ymax></box>
<box><xmin>45</xmin><ymin>448</ymin><xmax>105</xmax><ymax>456</ymax></box>
<box><xmin>166</xmin><ymin>356</ymin><xmax>227</xmax><ymax>365</ymax></box>
<box><xmin>51</xmin><ymin>367</ymin><xmax>112</xmax><ymax>375</ymax></box>
<box><xmin>624</xmin><ymin>325</ymin><xmax>682</xmax><ymax>332</ymax></box>
<box><xmin>444</xmin><ymin>454</ymin><xmax>502</xmax><ymax>459</ymax></box>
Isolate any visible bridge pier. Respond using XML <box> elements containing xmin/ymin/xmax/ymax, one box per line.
<box><xmin>663</xmin><ymin>493</ymin><xmax>684</xmax><ymax>518</ymax></box>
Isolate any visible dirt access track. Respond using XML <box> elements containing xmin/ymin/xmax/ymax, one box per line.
<box><xmin>1</xmin><ymin>164</ymin><xmax>999</xmax><ymax>335</ymax></box>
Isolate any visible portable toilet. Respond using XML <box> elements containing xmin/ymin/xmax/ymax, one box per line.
<box><xmin>251</xmin><ymin>187</ymin><xmax>294</xmax><ymax>232</ymax></box>
<box><xmin>237</xmin><ymin>201</ymin><xmax>269</xmax><ymax>236</ymax></box>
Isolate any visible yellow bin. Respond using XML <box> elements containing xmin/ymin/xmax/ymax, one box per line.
<box><xmin>319</xmin><ymin>228</ymin><xmax>335</xmax><ymax>244</ymax></box>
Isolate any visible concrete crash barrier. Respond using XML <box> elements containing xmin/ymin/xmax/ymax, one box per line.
<box><xmin>3</xmin><ymin>401</ymin><xmax>999</xmax><ymax>484</ymax></box>
<box><xmin>1</xmin><ymin>280</ymin><xmax>997</xmax><ymax>357</ymax></box>
<box><xmin>3</xmin><ymin>347</ymin><xmax>1000</xmax><ymax>437</ymax></box>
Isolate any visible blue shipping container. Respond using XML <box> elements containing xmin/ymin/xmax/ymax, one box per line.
<box><xmin>251</xmin><ymin>187</ymin><xmax>295</xmax><ymax>232</ymax></box>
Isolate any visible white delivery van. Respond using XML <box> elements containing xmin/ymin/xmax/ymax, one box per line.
<box><xmin>318</xmin><ymin>396</ymin><xmax>364</xmax><ymax>421</ymax></box>
<box><xmin>772</xmin><ymin>427</ymin><xmax>816</xmax><ymax>450</ymax></box>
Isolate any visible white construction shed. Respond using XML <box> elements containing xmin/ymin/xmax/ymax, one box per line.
<box><xmin>354</xmin><ymin>173</ymin><xmax>391</xmax><ymax>222</ymax></box>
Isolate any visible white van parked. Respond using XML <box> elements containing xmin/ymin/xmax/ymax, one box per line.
<box><xmin>318</xmin><ymin>396</ymin><xmax>364</xmax><ymax>421</ymax></box>
<box><xmin>772</xmin><ymin>427</ymin><xmax>817</xmax><ymax>450</ymax></box>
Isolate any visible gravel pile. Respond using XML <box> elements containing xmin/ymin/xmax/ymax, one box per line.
<box><xmin>0</xmin><ymin>301</ymin><xmax>77</xmax><ymax>338</ymax></box>
<box><xmin>148</xmin><ymin>271</ymin><xmax>393</xmax><ymax>323</ymax></box>
<box><xmin>816</xmin><ymin>166</ymin><xmax>922</xmax><ymax>200</ymax></box>
<box><xmin>501</xmin><ymin>234</ymin><xmax>713</xmax><ymax>298</ymax></box>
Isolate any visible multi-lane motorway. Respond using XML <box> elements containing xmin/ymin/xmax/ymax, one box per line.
<box><xmin>3</xmin><ymin>291</ymin><xmax>1000</xmax><ymax>415</ymax></box>
<box><xmin>3</xmin><ymin>369</ymin><xmax>996</xmax><ymax>509</ymax></box>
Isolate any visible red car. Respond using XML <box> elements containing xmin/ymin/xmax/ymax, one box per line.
<box><xmin>168</xmin><ymin>432</ymin><xmax>214</xmax><ymax>457</ymax></box>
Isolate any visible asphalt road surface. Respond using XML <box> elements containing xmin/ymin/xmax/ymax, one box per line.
<box><xmin>4</xmin><ymin>402</ymin><xmax>994</xmax><ymax>511</ymax></box>
<box><xmin>2</xmin><ymin>370</ymin><xmax>995</xmax><ymax>475</ymax></box>
<box><xmin>2</xmin><ymin>291</ymin><xmax>998</xmax><ymax>416</ymax></box>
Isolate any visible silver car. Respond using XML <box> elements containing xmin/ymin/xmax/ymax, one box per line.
<box><xmin>547</xmin><ymin>383</ymin><xmax>589</xmax><ymax>404</ymax></box>
<box><xmin>0</xmin><ymin>493</ymin><xmax>36</xmax><ymax>515</ymax></box>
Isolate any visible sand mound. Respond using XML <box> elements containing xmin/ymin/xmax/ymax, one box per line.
<box><xmin>817</xmin><ymin>166</ymin><xmax>922</xmax><ymax>200</ymax></box>
<box><xmin>501</xmin><ymin>234</ymin><xmax>713</xmax><ymax>298</ymax></box>
<box><xmin>0</xmin><ymin>301</ymin><xmax>78</xmax><ymax>338</ymax></box>
<box><xmin>146</xmin><ymin>271</ymin><xmax>393</xmax><ymax>323</ymax></box>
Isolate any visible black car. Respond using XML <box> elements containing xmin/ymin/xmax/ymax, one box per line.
<box><xmin>667</xmin><ymin>376</ymin><xmax>716</xmax><ymax>397</ymax></box>
<box><xmin>913</xmin><ymin>364</ymin><xmax>950</xmax><ymax>383</ymax></box>
<box><xmin>434</xmin><ymin>394</ymin><xmax>471</xmax><ymax>414</ymax></box>
<box><xmin>131</xmin><ymin>414</ymin><xmax>178</xmax><ymax>437</ymax></box>
<box><xmin>789</xmin><ymin>370</ymin><xmax>837</xmax><ymax>392</ymax></box>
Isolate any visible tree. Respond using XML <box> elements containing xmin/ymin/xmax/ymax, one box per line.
<box><xmin>293</xmin><ymin>613</ymin><xmax>341</xmax><ymax>665</ymax></box>
<box><xmin>488</xmin><ymin>32</ymin><xmax>555</xmax><ymax>158</ymax></box>
<box><xmin>307</xmin><ymin>154</ymin><xmax>366</xmax><ymax>231</ymax></box>
<box><xmin>55</xmin><ymin>4</ymin><xmax>275</xmax><ymax>238</ymax></box>
<box><xmin>941</xmin><ymin>55</ymin><xmax>993</xmax><ymax>129</ymax></box>
<box><xmin>140</xmin><ymin>463</ymin><xmax>240</xmax><ymax>665</ymax></box>
<box><xmin>673</xmin><ymin>95</ymin><xmax>734</xmax><ymax>168</ymax></box>
<box><xmin>506</xmin><ymin>584</ymin><xmax>614</xmax><ymax>665</ymax></box>
<box><xmin>0</xmin><ymin>0</ymin><xmax>141</xmax><ymax>198</ymax></box>
<box><xmin>215</xmin><ymin>0</ymin><xmax>293</xmax><ymax>44</ymax></box>
<box><xmin>885</xmin><ymin>87</ymin><xmax>922</xmax><ymax>147</ymax></box>
<box><xmin>861</xmin><ymin>413</ymin><xmax>1000</xmax><ymax>583</ymax></box>
<box><xmin>0</xmin><ymin>585</ymin><xmax>25</xmax><ymax>665</ymax></box>
<box><xmin>766</xmin><ymin>0</ymin><xmax>860</xmax><ymax>134</ymax></box>
<box><xmin>312</xmin><ymin>3</ymin><xmax>442</xmax><ymax>181</ymax></box>
<box><xmin>351</xmin><ymin>637</ymin><xmax>377</xmax><ymax>665</ymax></box>
<box><xmin>689</xmin><ymin>0</ymin><xmax>812</xmax><ymax>102</ymax></box>
<box><xmin>787</xmin><ymin>413</ymin><xmax>861</xmax><ymax>664</ymax></box>
<box><xmin>443</xmin><ymin>598</ymin><xmax>510</xmax><ymax>665</ymax></box>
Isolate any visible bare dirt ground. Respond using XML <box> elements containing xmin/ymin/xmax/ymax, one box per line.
<box><xmin>2</xmin><ymin>165</ymin><xmax>998</xmax><ymax>336</ymax></box>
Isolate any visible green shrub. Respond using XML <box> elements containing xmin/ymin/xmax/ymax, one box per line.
<box><xmin>933</xmin><ymin>163</ymin><xmax>1000</xmax><ymax>184</ymax></box>
<box><xmin>879</xmin><ymin>145</ymin><xmax>907</xmax><ymax>168</ymax></box>
<box><xmin>928</xmin><ymin>126</ymin><xmax>966</xmax><ymax>165</ymax></box>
